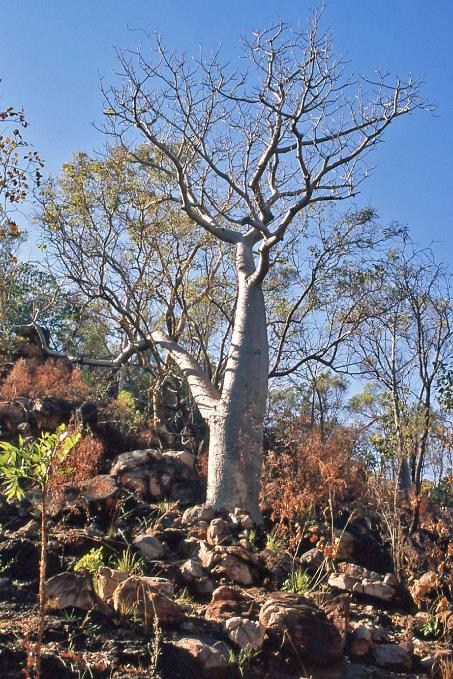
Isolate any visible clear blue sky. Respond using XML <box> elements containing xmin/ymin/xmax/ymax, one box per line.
<box><xmin>1</xmin><ymin>0</ymin><xmax>452</xmax><ymax>263</ymax></box>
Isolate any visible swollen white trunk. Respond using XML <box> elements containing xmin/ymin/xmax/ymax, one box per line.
<box><xmin>206</xmin><ymin>246</ymin><xmax>269</xmax><ymax>521</ymax></box>
<box><xmin>153</xmin><ymin>242</ymin><xmax>269</xmax><ymax>522</ymax></box>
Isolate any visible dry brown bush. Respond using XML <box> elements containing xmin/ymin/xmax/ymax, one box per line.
<box><xmin>49</xmin><ymin>432</ymin><xmax>105</xmax><ymax>499</ymax></box>
<box><xmin>0</xmin><ymin>357</ymin><xmax>91</xmax><ymax>401</ymax></box>
<box><xmin>195</xmin><ymin>447</ymin><xmax>209</xmax><ymax>481</ymax></box>
<box><xmin>261</xmin><ymin>422</ymin><xmax>366</xmax><ymax>545</ymax></box>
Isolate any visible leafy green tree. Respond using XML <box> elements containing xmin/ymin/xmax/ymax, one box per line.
<box><xmin>39</xmin><ymin>146</ymin><xmax>232</xmax><ymax>441</ymax></box>
<box><xmin>437</xmin><ymin>362</ymin><xmax>453</xmax><ymax>413</ymax></box>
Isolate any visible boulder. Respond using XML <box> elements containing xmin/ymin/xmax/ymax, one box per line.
<box><xmin>259</xmin><ymin>592</ymin><xmax>344</xmax><ymax>666</ymax></box>
<box><xmin>208</xmin><ymin>545</ymin><xmax>263</xmax><ymax>586</ymax></box>
<box><xmin>299</xmin><ymin>547</ymin><xmax>324</xmax><ymax>572</ymax></box>
<box><xmin>373</xmin><ymin>643</ymin><xmax>413</xmax><ymax>672</ymax></box>
<box><xmin>162</xmin><ymin>450</ymin><xmax>196</xmax><ymax>469</ymax></box>
<box><xmin>228</xmin><ymin>508</ymin><xmax>254</xmax><ymax>530</ymax></box>
<box><xmin>260</xmin><ymin>548</ymin><xmax>293</xmax><ymax>589</ymax></box>
<box><xmin>211</xmin><ymin>585</ymin><xmax>244</xmax><ymax>603</ymax></box>
<box><xmin>16</xmin><ymin>422</ymin><xmax>33</xmax><ymax>437</ymax></box>
<box><xmin>45</xmin><ymin>572</ymin><xmax>111</xmax><ymax>615</ymax></box>
<box><xmin>148</xmin><ymin>472</ymin><xmax>162</xmax><ymax>498</ymax></box>
<box><xmin>133</xmin><ymin>534</ymin><xmax>165</xmax><ymax>561</ymax></box>
<box><xmin>321</xmin><ymin>594</ymin><xmax>350</xmax><ymax>652</ymax></box>
<box><xmin>110</xmin><ymin>449</ymin><xmax>162</xmax><ymax>496</ymax></box>
<box><xmin>194</xmin><ymin>577</ymin><xmax>215</xmax><ymax>596</ymax></box>
<box><xmin>335</xmin><ymin>514</ymin><xmax>393</xmax><ymax>573</ymax></box>
<box><xmin>195</xmin><ymin>540</ymin><xmax>214</xmax><ymax>567</ymax></box>
<box><xmin>182</xmin><ymin>505</ymin><xmax>216</xmax><ymax>526</ymax></box>
<box><xmin>112</xmin><ymin>576</ymin><xmax>183</xmax><ymax>626</ymax></box>
<box><xmin>0</xmin><ymin>401</ymin><xmax>28</xmax><ymax>434</ymax></box>
<box><xmin>410</xmin><ymin>570</ymin><xmax>440</xmax><ymax>605</ymax></box>
<box><xmin>382</xmin><ymin>573</ymin><xmax>399</xmax><ymax>588</ymax></box>
<box><xmin>171</xmin><ymin>636</ymin><xmax>233</xmax><ymax>679</ymax></box>
<box><xmin>156</xmin><ymin>527</ymin><xmax>185</xmax><ymax>554</ymax></box>
<box><xmin>154</xmin><ymin>509</ymin><xmax>181</xmax><ymax>530</ymax></box>
<box><xmin>141</xmin><ymin>575</ymin><xmax>175</xmax><ymax>596</ymax></box>
<box><xmin>110</xmin><ymin>448</ymin><xmax>197</xmax><ymax>502</ymax></box>
<box><xmin>333</xmin><ymin>529</ymin><xmax>355</xmax><ymax>561</ymax></box>
<box><xmin>357</xmin><ymin>580</ymin><xmax>396</xmax><ymax>601</ymax></box>
<box><xmin>224</xmin><ymin>616</ymin><xmax>265</xmax><ymax>650</ymax></box>
<box><xmin>349</xmin><ymin>625</ymin><xmax>373</xmax><ymax>658</ymax></box>
<box><xmin>328</xmin><ymin>573</ymin><xmax>357</xmax><ymax>592</ymax></box>
<box><xmin>95</xmin><ymin>567</ymin><xmax>128</xmax><ymax>604</ymax></box>
<box><xmin>180</xmin><ymin>558</ymin><xmax>206</xmax><ymax>582</ymax></box>
<box><xmin>187</xmin><ymin>524</ymin><xmax>209</xmax><ymax>541</ymax></box>
<box><xmin>211</xmin><ymin>553</ymin><xmax>253</xmax><ymax>586</ymax></box>
<box><xmin>328</xmin><ymin>563</ymin><xmax>401</xmax><ymax>604</ymax></box>
<box><xmin>80</xmin><ymin>475</ymin><xmax>119</xmax><ymax>521</ymax></box>
<box><xmin>206</xmin><ymin>518</ymin><xmax>233</xmax><ymax>546</ymax></box>
<box><xmin>32</xmin><ymin>396</ymin><xmax>74</xmax><ymax>431</ymax></box>
<box><xmin>205</xmin><ymin>586</ymin><xmax>245</xmax><ymax>622</ymax></box>
<box><xmin>15</xmin><ymin>519</ymin><xmax>39</xmax><ymax>538</ymax></box>
<box><xmin>110</xmin><ymin>449</ymin><xmax>162</xmax><ymax>474</ymax></box>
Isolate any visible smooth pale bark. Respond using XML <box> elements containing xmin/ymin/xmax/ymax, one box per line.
<box><xmin>206</xmin><ymin>276</ymin><xmax>268</xmax><ymax>521</ymax></box>
<box><xmin>204</xmin><ymin>243</ymin><xmax>268</xmax><ymax>520</ymax></box>
<box><xmin>153</xmin><ymin>240</ymin><xmax>269</xmax><ymax>521</ymax></box>
<box><xmin>150</xmin><ymin>331</ymin><xmax>221</xmax><ymax>420</ymax></box>
<box><xmin>30</xmin><ymin>236</ymin><xmax>269</xmax><ymax>520</ymax></box>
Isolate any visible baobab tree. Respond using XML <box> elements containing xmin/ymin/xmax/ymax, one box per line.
<box><xmin>43</xmin><ymin>15</ymin><xmax>423</xmax><ymax>520</ymax></box>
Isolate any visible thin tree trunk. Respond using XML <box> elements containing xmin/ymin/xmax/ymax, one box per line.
<box><xmin>151</xmin><ymin>380</ymin><xmax>171</xmax><ymax>448</ymax></box>
<box><xmin>410</xmin><ymin>391</ymin><xmax>431</xmax><ymax>534</ymax></box>
<box><xmin>390</xmin><ymin>323</ymin><xmax>412</xmax><ymax>495</ymax></box>
<box><xmin>34</xmin><ymin>489</ymin><xmax>47</xmax><ymax>679</ymax></box>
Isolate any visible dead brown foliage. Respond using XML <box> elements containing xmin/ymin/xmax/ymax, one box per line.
<box><xmin>49</xmin><ymin>433</ymin><xmax>105</xmax><ymax>498</ymax></box>
<box><xmin>196</xmin><ymin>447</ymin><xmax>209</xmax><ymax>481</ymax></box>
<box><xmin>0</xmin><ymin>357</ymin><xmax>90</xmax><ymax>401</ymax></box>
<box><xmin>261</xmin><ymin>422</ymin><xmax>367</xmax><ymax>543</ymax></box>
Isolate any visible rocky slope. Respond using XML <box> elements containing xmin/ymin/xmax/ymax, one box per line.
<box><xmin>0</xmin><ymin>437</ymin><xmax>451</xmax><ymax>679</ymax></box>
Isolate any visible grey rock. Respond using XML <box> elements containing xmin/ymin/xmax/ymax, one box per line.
<box><xmin>133</xmin><ymin>534</ymin><xmax>164</xmax><ymax>561</ymax></box>
<box><xmin>172</xmin><ymin>635</ymin><xmax>232</xmax><ymax>676</ymax></box>
<box><xmin>110</xmin><ymin>449</ymin><xmax>161</xmax><ymax>475</ymax></box>
<box><xmin>373</xmin><ymin>643</ymin><xmax>413</xmax><ymax>671</ymax></box>
<box><xmin>224</xmin><ymin>616</ymin><xmax>265</xmax><ymax>650</ymax></box>
<box><xmin>182</xmin><ymin>505</ymin><xmax>216</xmax><ymax>526</ymax></box>
<box><xmin>206</xmin><ymin>518</ymin><xmax>233</xmax><ymax>546</ymax></box>
<box><xmin>180</xmin><ymin>558</ymin><xmax>205</xmax><ymax>581</ymax></box>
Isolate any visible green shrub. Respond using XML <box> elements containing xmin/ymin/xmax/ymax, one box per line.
<box><xmin>74</xmin><ymin>547</ymin><xmax>105</xmax><ymax>573</ymax></box>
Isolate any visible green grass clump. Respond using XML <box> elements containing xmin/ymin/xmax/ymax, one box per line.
<box><xmin>281</xmin><ymin>567</ymin><xmax>311</xmax><ymax>594</ymax></box>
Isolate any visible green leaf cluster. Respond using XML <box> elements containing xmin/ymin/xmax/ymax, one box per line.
<box><xmin>73</xmin><ymin>547</ymin><xmax>106</xmax><ymax>573</ymax></box>
<box><xmin>0</xmin><ymin>425</ymin><xmax>81</xmax><ymax>501</ymax></box>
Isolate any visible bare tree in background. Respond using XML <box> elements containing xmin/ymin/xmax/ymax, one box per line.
<box><xmin>353</xmin><ymin>246</ymin><xmax>453</xmax><ymax>529</ymax></box>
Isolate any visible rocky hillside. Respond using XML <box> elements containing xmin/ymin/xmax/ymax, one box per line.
<box><xmin>0</xmin><ymin>417</ymin><xmax>451</xmax><ymax>678</ymax></box>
